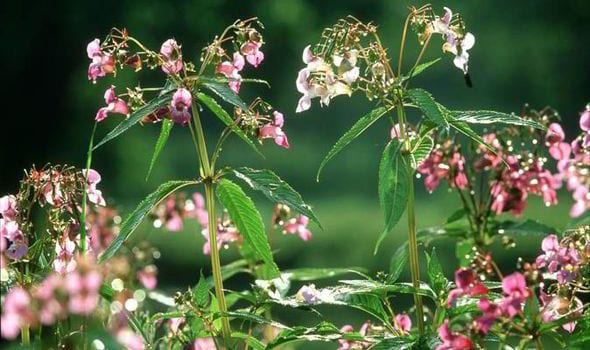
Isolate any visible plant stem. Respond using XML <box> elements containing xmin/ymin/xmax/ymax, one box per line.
<box><xmin>80</xmin><ymin>122</ymin><xmax>97</xmax><ymax>253</ymax></box>
<box><xmin>21</xmin><ymin>325</ymin><xmax>30</xmax><ymax>346</ymax></box>
<box><xmin>191</xmin><ymin>102</ymin><xmax>231</xmax><ymax>344</ymax></box>
<box><xmin>396</xmin><ymin>100</ymin><xmax>425</xmax><ymax>335</ymax></box>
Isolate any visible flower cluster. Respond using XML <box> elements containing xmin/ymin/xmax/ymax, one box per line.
<box><xmin>547</xmin><ymin>105</ymin><xmax>590</xmax><ymax>217</ymax></box>
<box><xmin>271</xmin><ymin>204</ymin><xmax>313</xmax><ymax>241</ymax></box>
<box><xmin>410</xmin><ymin>6</ymin><xmax>475</xmax><ymax>75</ymax></box>
<box><xmin>338</xmin><ymin>322</ymin><xmax>371</xmax><ymax>350</ymax></box>
<box><xmin>1</xmin><ymin>255</ymin><xmax>103</xmax><ymax>339</ymax></box>
<box><xmin>417</xmin><ymin>139</ymin><xmax>468</xmax><ymax>193</ymax></box>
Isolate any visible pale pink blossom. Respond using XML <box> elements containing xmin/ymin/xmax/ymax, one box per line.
<box><xmin>137</xmin><ymin>265</ymin><xmax>158</xmax><ymax>289</ymax></box>
<box><xmin>170</xmin><ymin>88</ymin><xmax>192</xmax><ymax>125</ymax></box>
<box><xmin>394</xmin><ymin>314</ymin><xmax>412</xmax><ymax>335</ymax></box>
<box><xmin>283</xmin><ymin>215</ymin><xmax>312</xmax><ymax>241</ymax></box>
<box><xmin>241</xmin><ymin>41</ymin><xmax>264</xmax><ymax>67</ymax></box>
<box><xmin>259</xmin><ymin>111</ymin><xmax>290</xmax><ymax>148</ymax></box>
<box><xmin>84</xmin><ymin>169</ymin><xmax>106</xmax><ymax>206</ymax></box>
<box><xmin>87</xmin><ymin>39</ymin><xmax>115</xmax><ymax>82</ymax></box>
<box><xmin>192</xmin><ymin>338</ymin><xmax>216</xmax><ymax>350</ymax></box>
<box><xmin>95</xmin><ymin>86</ymin><xmax>129</xmax><ymax>122</ymax></box>
<box><xmin>0</xmin><ymin>287</ymin><xmax>32</xmax><ymax>339</ymax></box>
<box><xmin>436</xmin><ymin>319</ymin><xmax>474</xmax><ymax>350</ymax></box>
<box><xmin>160</xmin><ymin>39</ymin><xmax>183</xmax><ymax>74</ymax></box>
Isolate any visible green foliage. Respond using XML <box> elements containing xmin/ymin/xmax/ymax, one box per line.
<box><xmin>453</xmin><ymin>110</ymin><xmax>546</xmax><ymax>130</ymax></box>
<box><xmin>388</xmin><ymin>244</ymin><xmax>408</xmax><ymax>284</ymax></box>
<box><xmin>231</xmin><ymin>166</ymin><xmax>321</xmax><ymax>227</ymax></box>
<box><xmin>376</xmin><ymin>140</ymin><xmax>409</xmax><ymax>253</ymax></box>
<box><xmin>193</xmin><ymin>271</ymin><xmax>210</xmax><ymax>307</ymax></box>
<box><xmin>409</xmin><ymin>135</ymin><xmax>434</xmax><ymax>169</ymax></box>
<box><xmin>197</xmin><ymin>92</ymin><xmax>263</xmax><ymax>156</ymax></box>
<box><xmin>407</xmin><ymin>88</ymin><xmax>449</xmax><ymax>128</ymax></box>
<box><xmin>370</xmin><ymin>337</ymin><xmax>417</xmax><ymax>350</ymax></box>
<box><xmin>199</xmin><ymin>79</ymin><xmax>249</xmax><ymax>110</ymax></box>
<box><xmin>404</xmin><ymin>58</ymin><xmax>441</xmax><ymax>81</ymax></box>
<box><xmin>282</xmin><ymin>267</ymin><xmax>362</xmax><ymax>281</ymax></box>
<box><xmin>98</xmin><ymin>180</ymin><xmax>199</xmax><ymax>263</ymax></box>
<box><xmin>146</xmin><ymin>119</ymin><xmax>173</xmax><ymax>180</ymax></box>
<box><xmin>425</xmin><ymin>248</ymin><xmax>450</xmax><ymax>298</ymax></box>
<box><xmin>216</xmin><ymin>179</ymin><xmax>280</xmax><ymax>277</ymax></box>
<box><xmin>316</xmin><ymin>106</ymin><xmax>390</xmax><ymax>181</ymax></box>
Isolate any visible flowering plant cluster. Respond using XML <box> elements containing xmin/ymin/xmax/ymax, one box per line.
<box><xmin>2</xmin><ymin>5</ymin><xmax>590</xmax><ymax>350</ymax></box>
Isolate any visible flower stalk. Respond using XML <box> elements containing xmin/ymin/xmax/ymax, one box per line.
<box><xmin>190</xmin><ymin>102</ymin><xmax>231</xmax><ymax>344</ymax></box>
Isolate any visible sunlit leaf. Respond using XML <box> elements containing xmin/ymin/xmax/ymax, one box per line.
<box><xmin>199</xmin><ymin>80</ymin><xmax>249</xmax><ymax>110</ymax></box>
<box><xmin>231</xmin><ymin>167</ymin><xmax>321</xmax><ymax>227</ymax></box>
<box><xmin>317</xmin><ymin>107</ymin><xmax>390</xmax><ymax>181</ymax></box>
<box><xmin>98</xmin><ymin>180</ymin><xmax>199</xmax><ymax>263</ymax></box>
<box><xmin>407</xmin><ymin>88</ymin><xmax>448</xmax><ymax>128</ymax></box>
<box><xmin>409</xmin><ymin>135</ymin><xmax>434</xmax><ymax>169</ymax></box>
<box><xmin>216</xmin><ymin>179</ymin><xmax>280</xmax><ymax>278</ymax></box>
<box><xmin>453</xmin><ymin>110</ymin><xmax>546</xmax><ymax>130</ymax></box>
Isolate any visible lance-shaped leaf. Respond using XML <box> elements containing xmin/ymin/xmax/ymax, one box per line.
<box><xmin>375</xmin><ymin>140</ymin><xmax>410</xmax><ymax>254</ymax></box>
<box><xmin>409</xmin><ymin>135</ymin><xmax>434</xmax><ymax>169</ymax></box>
<box><xmin>388</xmin><ymin>243</ymin><xmax>408</xmax><ymax>284</ymax></box>
<box><xmin>317</xmin><ymin>106</ymin><xmax>390</xmax><ymax>181</ymax></box>
<box><xmin>98</xmin><ymin>180</ymin><xmax>199</xmax><ymax>263</ymax></box>
<box><xmin>216</xmin><ymin>179</ymin><xmax>280</xmax><ymax>278</ymax></box>
<box><xmin>407</xmin><ymin>88</ymin><xmax>449</xmax><ymax>128</ymax></box>
<box><xmin>453</xmin><ymin>110</ymin><xmax>546</xmax><ymax>130</ymax></box>
<box><xmin>146</xmin><ymin>119</ymin><xmax>173</xmax><ymax>180</ymax></box>
<box><xmin>404</xmin><ymin>58</ymin><xmax>441</xmax><ymax>80</ymax></box>
<box><xmin>282</xmin><ymin>267</ymin><xmax>364</xmax><ymax>281</ymax></box>
<box><xmin>199</xmin><ymin>80</ymin><xmax>249</xmax><ymax>110</ymax></box>
<box><xmin>94</xmin><ymin>88</ymin><xmax>174</xmax><ymax>150</ymax></box>
<box><xmin>231</xmin><ymin>167</ymin><xmax>321</xmax><ymax>227</ymax></box>
<box><xmin>197</xmin><ymin>92</ymin><xmax>263</xmax><ymax>157</ymax></box>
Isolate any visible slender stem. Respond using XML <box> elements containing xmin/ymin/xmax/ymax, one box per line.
<box><xmin>80</xmin><ymin>122</ymin><xmax>97</xmax><ymax>253</ymax></box>
<box><xmin>191</xmin><ymin>102</ymin><xmax>231</xmax><ymax>343</ymax></box>
<box><xmin>21</xmin><ymin>325</ymin><xmax>30</xmax><ymax>346</ymax></box>
<box><xmin>396</xmin><ymin>100</ymin><xmax>425</xmax><ymax>335</ymax></box>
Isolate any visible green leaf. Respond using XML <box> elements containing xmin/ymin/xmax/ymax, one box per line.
<box><xmin>437</xmin><ymin>104</ymin><xmax>496</xmax><ymax>153</ymax></box>
<box><xmin>407</xmin><ymin>88</ymin><xmax>449</xmax><ymax>128</ymax></box>
<box><xmin>493</xmin><ymin>220</ymin><xmax>556</xmax><ymax>237</ymax></box>
<box><xmin>232</xmin><ymin>332</ymin><xmax>266</xmax><ymax>350</ymax></box>
<box><xmin>146</xmin><ymin>119</ymin><xmax>173</xmax><ymax>181</ymax></box>
<box><xmin>94</xmin><ymin>88</ymin><xmax>174</xmax><ymax>150</ymax></box>
<box><xmin>445</xmin><ymin>209</ymin><xmax>468</xmax><ymax>224</ymax></box>
<box><xmin>316</xmin><ymin>107</ymin><xmax>389</xmax><ymax>181</ymax></box>
<box><xmin>197</xmin><ymin>92</ymin><xmax>263</xmax><ymax>157</ymax></box>
<box><xmin>371</xmin><ymin>337</ymin><xmax>417</xmax><ymax>350</ymax></box>
<box><xmin>98</xmin><ymin>180</ymin><xmax>198</xmax><ymax>263</ymax></box>
<box><xmin>375</xmin><ymin>140</ymin><xmax>410</xmax><ymax>254</ymax></box>
<box><xmin>232</xmin><ymin>167</ymin><xmax>321</xmax><ymax>227</ymax></box>
<box><xmin>283</xmin><ymin>267</ymin><xmax>363</xmax><ymax>281</ymax></box>
<box><xmin>199</xmin><ymin>80</ymin><xmax>249</xmax><ymax>110</ymax></box>
<box><xmin>456</xmin><ymin>239</ymin><xmax>476</xmax><ymax>267</ymax></box>
<box><xmin>425</xmin><ymin>248</ymin><xmax>449</xmax><ymax>297</ymax></box>
<box><xmin>409</xmin><ymin>135</ymin><xmax>434</xmax><ymax>169</ymax></box>
<box><xmin>453</xmin><ymin>110</ymin><xmax>546</xmax><ymax>130</ymax></box>
<box><xmin>216</xmin><ymin>179</ymin><xmax>280</xmax><ymax>278</ymax></box>
<box><xmin>406</xmin><ymin>58</ymin><xmax>441</xmax><ymax>79</ymax></box>
<box><xmin>193</xmin><ymin>271</ymin><xmax>210</xmax><ymax>307</ymax></box>
<box><xmin>388</xmin><ymin>244</ymin><xmax>408</xmax><ymax>284</ymax></box>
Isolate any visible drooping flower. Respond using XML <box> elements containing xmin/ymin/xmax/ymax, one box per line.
<box><xmin>0</xmin><ymin>195</ymin><xmax>18</xmax><ymax>220</ymax></box>
<box><xmin>241</xmin><ymin>41</ymin><xmax>264</xmax><ymax>67</ymax></box>
<box><xmin>259</xmin><ymin>111</ymin><xmax>290</xmax><ymax>149</ymax></box>
<box><xmin>394</xmin><ymin>314</ymin><xmax>412</xmax><ymax>335</ymax></box>
<box><xmin>95</xmin><ymin>86</ymin><xmax>129</xmax><ymax>122</ymax></box>
<box><xmin>436</xmin><ymin>319</ymin><xmax>474</xmax><ymax>350</ymax></box>
<box><xmin>500</xmin><ymin>272</ymin><xmax>530</xmax><ymax>317</ymax></box>
<box><xmin>170</xmin><ymin>88</ymin><xmax>192</xmax><ymax>125</ymax></box>
<box><xmin>84</xmin><ymin>169</ymin><xmax>106</xmax><ymax>206</ymax></box>
<box><xmin>64</xmin><ymin>257</ymin><xmax>103</xmax><ymax>315</ymax></box>
<box><xmin>295</xmin><ymin>284</ymin><xmax>321</xmax><ymax>304</ymax></box>
<box><xmin>282</xmin><ymin>214</ymin><xmax>312</xmax><ymax>241</ymax></box>
<box><xmin>191</xmin><ymin>338</ymin><xmax>217</xmax><ymax>350</ymax></box>
<box><xmin>338</xmin><ymin>323</ymin><xmax>371</xmax><ymax>350</ymax></box>
<box><xmin>87</xmin><ymin>39</ymin><xmax>115</xmax><ymax>82</ymax></box>
<box><xmin>216</xmin><ymin>52</ymin><xmax>245</xmax><ymax>94</ymax></box>
<box><xmin>160</xmin><ymin>39</ymin><xmax>183</xmax><ymax>74</ymax></box>
<box><xmin>474</xmin><ymin>298</ymin><xmax>500</xmax><ymax>334</ymax></box>
<box><xmin>447</xmin><ymin>268</ymin><xmax>488</xmax><ymax>306</ymax></box>
<box><xmin>0</xmin><ymin>287</ymin><xmax>33</xmax><ymax>339</ymax></box>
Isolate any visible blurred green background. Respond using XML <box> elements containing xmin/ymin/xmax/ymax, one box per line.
<box><xmin>1</xmin><ymin>0</ymin><xmax>589</xmax><ymax>345</ymax></box>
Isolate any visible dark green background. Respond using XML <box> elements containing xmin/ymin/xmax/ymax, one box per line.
<box><xmin>1</xmin><ymin>0</ymin><xmax>589</xmax><ymax>346</ymax></box>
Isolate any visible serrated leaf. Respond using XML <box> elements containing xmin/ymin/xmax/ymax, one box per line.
<box><xmin>437</xmin><ymin>104</ymin><xmax>496</xmax><ymax>153</ymax></box>
<box><xmin>494</xmin><ymin>220</ymin><xmax>556</xmax><ymax>237</ymax></box>
<box><xmin>388</xmin><ymin>244</ymin><xmax>408</xmax><ymax>284</ymax></box>
<box><xmin>98</xmin><ymin>180</ymin><xmax>198</xmax><ymax>263</ymax></box>
<box><xmin>407</xmin><ymin>88</ymin><xmax>449</xmax><ymax>128</ymax></box>
<box><xmin>317</xmin><ymin>107</ymin><xmax>390</xmax><ymax>181</ymax></box>
<box><xmin>426</xmin><ymin>248</ymin><xmax>449</xmax><ymax>296</ymax></box>
<box><xmin>283</xmin><ymin>267</ymin><xmax>362</xmax><ymax>281</ymax></box>
<box><xmin>371</xmin><ymin>337</ymin><xmax>417</xmax><ymax>350</ymax></box>
<box><xmin>375</xmin><ymin>140</ymin><xmax>410</xmax><ymax>254</ymax></box>
<box><xmin>146</xmin><ymin>119</ymin><xmax>173</xmax><ymax>180</ymax></box>
<box><xmin>409</xmin><ymin>135</ymin><xmax>434</xmax><ymax>168</ymax></box>
<box><xmin>94</xmin><ymin>88</ymin><xmax>174</xmax><ymax>150</ymax></box>
<box><xmin>197</xmin><ymin>92</ymin><xmax>263</xmax><ymax>157</ymax></box>
<box><xmin>193</xmin><ymin>271</ymin><xmax>210</xmax><ymax>307</ymax></box>
<box><xmin>231</xmin><ymin>332</ymin><xmax>266</xmax><ymax>350</ymax></box>
<box><xmin>232</xmin><ymin>167</ymin><xmax>321</xmax><ymax>227</ymax></box>
<box><xmin>216</xmin><ymin>179</ymin><xmax>280</xmax><ymax>278</ymax></box>
<box><xmin>453</xmin><ymin>110</ymin><xmax>546</xmax><ymax>130</ymax></box>
<box><xmin>200</xmin><ymin>80</ymin><xmax>249</xmax><ymax>110</ymax></box>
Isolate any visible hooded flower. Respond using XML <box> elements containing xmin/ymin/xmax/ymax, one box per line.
<box><xmin>447</xmin><ymin>268</ymin><xmax>488</xmax><ymax>306</ymax></box>
<box><xmin>170</xmin><ymin>88</ymin><xmax>192</xmax><ymax>125</ymax></box>
<box><xmin>95</xmin><ymin>86</ymin><xmax>129</xmax><ymax>122</ymax></box>
<box><xmin>87</xmin><ymin>39</ymin><xmax>115</xmax><ymax>82</ymax></box>
<box><xmin>216</xmin><ymin>52</ymin><xmax>245</xmax><ymax>94</ymax></box>
<box><xmin>500</xmin><ymin>272</ymin><xmax>530</xmax><ymax>317</ymax></box>
<box><xmin>259</xmin><ymin>111</ymin><xmax>290</xmax><ymax>149</ymax></box>
<box><xmin>436</xmin><ymin>319</ymin><xmax>474</xmax><ymax>350</ymax></box>
<box><xmin>241</xmin><ymin>41</ymin><xmax>264</xmax><ymax>67</ymax></box>
<box><xmin>282</xmin><ymin>214</ymin><xmax>312</xmax><ymax>241</ymax></box>
<box><xmin>160</xmin><ymin>39</ymin><xmax>183</xmax><ymax>74</ymax></box>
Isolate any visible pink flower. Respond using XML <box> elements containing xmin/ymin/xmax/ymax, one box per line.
<box><xmin>259</xmin><ymin>111</ymin><xmax>290</xmax><ymax>149</ymax></box>
<box><xmin>447</xmin><ymin>268</ymin><xmax>488</xmax><ymax>306</ymax></box>
<box><xmin>87</xmin><ymin>39</ymin><xmax>115</xmax><ymax>82</ymax></box>
<box><xmin>390</xmin><ymin>124</ymin><xmax>402</xmax><ymax>139</ymax></box>
<box><xmin>116</xmin><ymin>329</ymin><xmax>146</xmax><ymax>350</ymax></box>
<box><xmin>394</xmin><ymin>314</ymin><xmax>412</xmax><ymax>335</ymax></box>
<box><xmin>84</xmin><ymin>169</ymin><xmax>106</xmax><ymax>206</ymax></box>
<box><xmin>0</xmin><ymin>287</ymin><xmax>32</xmax><ymax>339</ymax></box>
<box><xmin>474</xmin><ymin>298</ymin><xmax>500</xmax><ymax>334</ymax></box>
<box><xmin>295</xmin><ymin>284</ymin><xmax>321</xmax><ymax>304</ymax></box>
<box><xmin>580</xmin><ymin>106</ymin><xmax>590</xmax><ymax>132</ymax></box>
<box><xmin>64</xmin><ymin>259</ymin><xmax>102</xmax><ymax>315</ymax></box>
<box><xmin>436</xmin><ymin>319</ymin><xmax>474</xmax><ymax>350</ymax></box>
<box><xmin>546</xmin><ymin>123</ymin><xmax>565</xmax><ymax>145</ymax></box>
<box><xmin>95</xmin><ymin>86</ymin><xmax>129</xmax><ymax>122</ymax></box>
<box><xmin>338</xmin><ymin>323</ymin><xmax>371</xmax><ymax>350</ymax></box>
<box><xmin>160</xmin><ymin>39</ymin><xmax>183</xmax><ymax>74</ymax></box>
<box><xmin>186</xmin><ymin>193</ymin><xmax>208</xmax><ymax>227</ymax></box>
<box><xmin>137</xmin><ymin>265</ymin><xmax>158</xmax><ymax>289</ymax></box>
<box><xmin>500</xmin><ymin>272</ymin><xmax>530</xmax><ymax>317</ymax></box>
<box><xmin>0</xmin><ymin>195</ymin><xmax>18</xmax><ymax>220</ymax></box>
<box><xmin>1</xmin><ymin>218</ymin><xmax>28</xmax><ymax>260</ymax></box>
<box><xmin>170</xmin><ymin>88</ymin><xmax>192</xmax><ymax>125</ymax></box>
<box><xmin>241</xmin><ymin>41</ymin><xmax>264</xmax><ymax>67</ymax></box>
<box><xmin>283</xmin><ymin>214</ymin><xmax>312</xmax><ymax>241</ymax></box>
<box><xmin>191</xmin><ymin>338</ymin><xmax>216</xmax><ymax>350</ymax></box>
<box><xmin>216</xmin><ymin>52</ymin><xmax>245</xmax><ymax>94</ymax></box>
<box><xmin>34</xmin><ymin>274</ymin><xmax>66</xmax><ymax>325</ymax></box>
<box><xmin>53</xmin><ymin>236</ymin><xmax>77</xmax><ymax>274</ymax></box>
